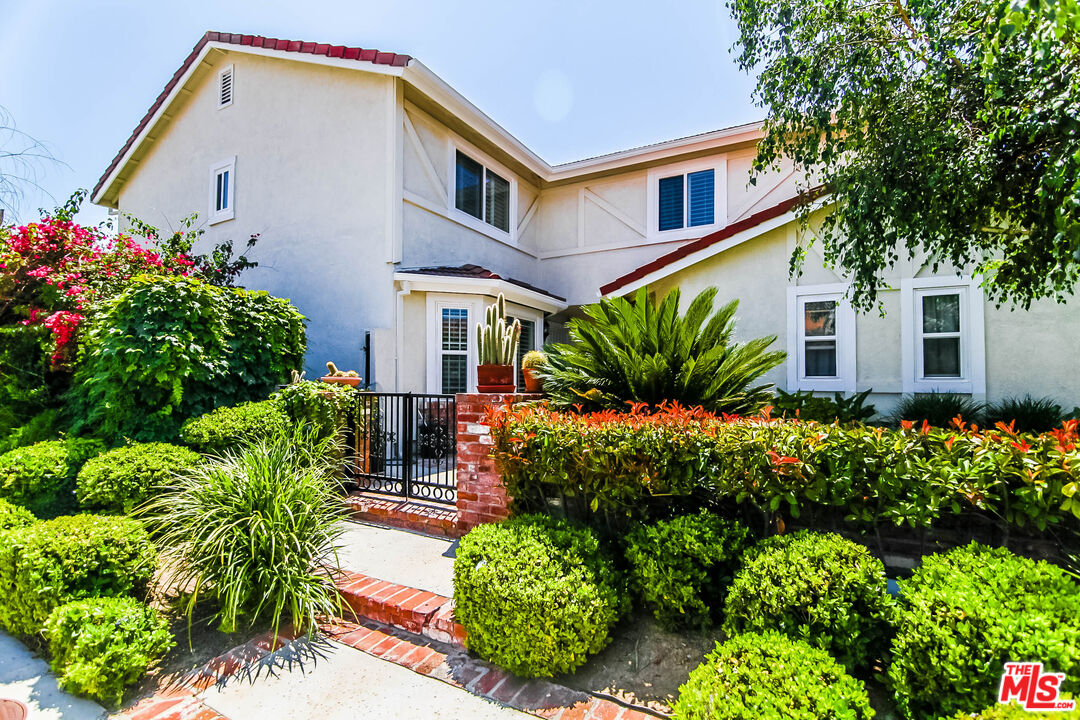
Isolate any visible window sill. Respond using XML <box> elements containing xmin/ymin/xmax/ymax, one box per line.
<box><xmin>208</xmin><ymin>212</ymin><xmax>234</xmax><ymax>226</ymax></box>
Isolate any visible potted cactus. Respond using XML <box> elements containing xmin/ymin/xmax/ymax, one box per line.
<box><xmin>476</xmin><ymin>294</ymin><xmax>521</xmax><ymax>392</ymax></box>
<box><xmin>521</xmin><ymin>350</ymin><xmax>546</xmax><ymax>393</ymax></box>
<box><xmin>319</xmin><ymin>361</ymin><xmax>363</xmax><ymax>387</ymax></box>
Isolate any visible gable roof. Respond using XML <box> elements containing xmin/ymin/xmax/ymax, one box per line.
<box><xmin>92</xmin><ymin>32</ymin><xmax>411</xmax><ymax>202</ymax></box>
<box><xmin>93</xmin><ymin>31</ymin><xmax>765</xmax><ymax>207</ymax></box>
<box><xmin>599</xmin><ymin>187</ymin><xmax>824</xmax><ymax>296</ymax></box>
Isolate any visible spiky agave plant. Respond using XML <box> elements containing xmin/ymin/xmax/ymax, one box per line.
<box><xmin>541</xmin><ymin>286</ymin><xmax>786</xmax><ymax>414</ymax></box>
<box><xmin>144</xmin><ymin>425</ymin><xmax>346</xmax><ymax>639</ymax></box>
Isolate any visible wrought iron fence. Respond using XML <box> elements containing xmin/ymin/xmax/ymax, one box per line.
<box><xmin>344</xmin><ymin>392</ymin><xmax>457</xmax><ymax>505</ymax></box>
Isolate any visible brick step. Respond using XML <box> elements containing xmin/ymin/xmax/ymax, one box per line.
<box><xmin>344</xmin><ymin>492</ymin><xmax>462</xmax><ymax>538</ymax></box>
<box><xmin>336</xmin><ymin>570</ymin><xmax>467</xmax><ymax>647</ymax></box>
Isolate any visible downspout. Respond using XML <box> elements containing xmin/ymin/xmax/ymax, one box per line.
<box><xmin>395</xmin><ymin>280</ymin><xmax>411</xmax><ymax>392</ymax></box>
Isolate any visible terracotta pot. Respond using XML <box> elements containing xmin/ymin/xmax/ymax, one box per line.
<box><xmin>477</xmin><ymin>364</ymin><xmax>515</xmax><ymax>393</ymax></box>
<box><xmin>522</xmin><ymin>367</ymin><xmax>543</xmax><ymax>393</ymax></box>
<box><xmin>319</xmin><ymin>376</ymin><xmax>362</xmax><ymax>387</ymax></box>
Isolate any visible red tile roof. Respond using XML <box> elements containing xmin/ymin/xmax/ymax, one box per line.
<box><xmin>599</xmin><ymin>187</ymin><xmax>825</xmax><ymax>296</ymax></box>
<box><xmin>398</xmin><ymin>264</ymin><xmax>566</xmax><ymax>302</ymax></box>
<box><xmin>93</xmin><ymin>31</ymin><xmax>411</xmax><ymax>201</ymax></box>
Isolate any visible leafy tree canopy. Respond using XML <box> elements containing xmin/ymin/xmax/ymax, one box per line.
<box><xmin>730</xmin><ymin>0</ymin><xmax>1080</xmax><ymax>309</ymax></box>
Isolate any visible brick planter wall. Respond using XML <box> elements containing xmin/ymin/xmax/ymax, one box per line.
<box><xmin>456</xmin><ymin>393</ymin><xmax>540</xmax><ymax>534</ymax></box>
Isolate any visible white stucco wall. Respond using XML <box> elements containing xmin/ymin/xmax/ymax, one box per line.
<box><xmin>116</xmin><ymin>50</ymin><xmax>398</xmax><ymax>386</ymax></box>
<box><xmin>643</xmin><ymin>218</ymin><xmax>1080</xmax><ymax>414</ymax></box>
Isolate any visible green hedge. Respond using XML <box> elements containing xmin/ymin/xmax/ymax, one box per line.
<box><xmin>625</xmin><ymin>513</ymin><xmax>750</xmax><ymax>629</ymax></box>
<box><xmin>44</xmin><ymin>597</ymin><xmax>173</xmax><ymax>708</ymax></box>
<box><xmin>77</xmin><ymin>442</ymin><xmax>202</xmax><ymax>512</ymax></box>
<box><xmin>453</xmin><ymin>515</ymin><xmax>623</xmax><ymax>677</ymax></box>
<box><xmin>489</xmin><ymin>404</ymin><xmax>1080</xmax><ymax>531</ymax></box>
<box><xmin>889</xmin><ymin>543</ymin><xmax>1080</xmax><ymax>719</ymax></box>
<box><xmin>271</xmin><ymin>380</ymin><xmax>359</xmax><ymax>439</ymax></box>
<box><xmin>0</xmin><ymin>497</ymin><xmax>35</xmax><ymax>530</ymax></box>
<box><xmin>672</xmin><ymin>631</ymin><xmax>874</xmax><ymax>720</ymax></box>
<box><xmin>0</xmin><ymin>438</ymin><xmax>105</xmax><ymax>517</ymax></box>
<box><xmin>0</xmin><ymin>514</ymin><xmax>156</xmax><ymax>636</ymax></box>
<box><xmin>179</xmin><ymin>401</ymin><xmax>290</xmax><ymax>454</ymax></box>
<box><xmin>722</xmin><ymin>530</ymin><xmax>894</xmax><ymax>670</ymax></box>
<box><xmin>69</xmin><ymin>274</ymin><xmax>305</xmax><ymax>444</ymax></box>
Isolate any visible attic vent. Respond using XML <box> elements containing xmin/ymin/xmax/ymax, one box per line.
<box><xmin>218</xmin><ymin>66</ymin><xmax>234</xmax><ymax>108</ymax></box>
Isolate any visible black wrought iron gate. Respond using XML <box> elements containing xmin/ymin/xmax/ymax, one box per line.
<box><xmin>345</xmin><ymin>392</ymin><xmax>457</xmax><ymax>505</ymax></box>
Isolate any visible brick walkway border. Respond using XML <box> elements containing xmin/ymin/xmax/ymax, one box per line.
<box><xmin>119</xmin><ymin>571</ymin><xmax>664</xmax><ymax>720</ymax></box>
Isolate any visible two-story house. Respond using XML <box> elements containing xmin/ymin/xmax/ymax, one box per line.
<box><xmin>93</xmin><ymin>32</ymin><xmax>1079</xmax><ymax>413</ymax></box>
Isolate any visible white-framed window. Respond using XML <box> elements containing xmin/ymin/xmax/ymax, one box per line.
<box><xmin>647</xmin><ymin>157</ymin><xmax>726</xmax><ymax>241</ymax></box>
<box><xmin>451</xmin><ymin>148</ymin><xmax>513</xmax><ymax>236</ymax></box>
<box><xmin>509</xmin><ymin>310</ymin><xmax>544</xmax><ymax>391</ymax></box>
<box><xmin>786</xmin><ymin>284</ymin><xmax>857</xmax><ymax>393</ymax></box>
<box><xmin>208</xmin><ymin>157</ymin><xmax>235</xmax><ymax>224</ymax></box>
<box><xmin>437</xmin><ymin>305</ymin><xmax>470</xmax><ymax>395</ymax></box>
<box><xmin>901</xmin><ymin>277</ymin><xmax>986</xmax><ymax>395</ymax></box>
<box><xmin>218</xmin><ymin>64</ymin><xmax>234</xmax><ymax>109</ymax></box>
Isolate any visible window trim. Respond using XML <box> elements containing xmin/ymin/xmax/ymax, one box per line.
<box><xmin>508</xmin><ymin>307</ymin><xmax>544</xmax><ymax>392</ymax></box>
<box><xmin>646</xmin><ymin>156</ymin><xmax>727</xmax><ymax>242</ymax></box>
<box><xmin>217</xmin><ymin>64</ymin><xmax>234</xmax><ymax>109</ymax></box>
<box><xmin>786</xmin><ymin>284</ymin><xmax>857</xmax><ymax>393</ymax></box>
<box><xmin>426</xmin><ymin>295</ymin><xmax>481</xmax><ymax>395</ymax></box>
<box><xmin>207</xmin><ymin>157</ymin><xmax>235</xmax><ymax>225</ymax></box>
<box><xmin>901</xmin><ymin>277</ymin><xmax>986</xmax><ymax>395</ymax></box>
<box><xmin>447</xmin><ymin>139</ymin><xmax>518</xmax><ymax>244</ymax></box>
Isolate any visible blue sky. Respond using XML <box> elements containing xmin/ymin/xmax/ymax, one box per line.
<box><xmin>0</xmin><ymin>0</ymin><xmax>760</xmax><ymax>227</ymax></box>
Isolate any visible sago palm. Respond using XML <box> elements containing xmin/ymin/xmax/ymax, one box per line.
<box><xmin>541</xmin><ymin>286</ymin><xmax>785</xmax><ymax>414</ymax></box>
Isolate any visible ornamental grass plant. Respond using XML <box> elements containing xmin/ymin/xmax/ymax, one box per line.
<box><xmin>146</xmin><ymin>425</ymin><xmax>346</xmax><ymax>639</ymax></box>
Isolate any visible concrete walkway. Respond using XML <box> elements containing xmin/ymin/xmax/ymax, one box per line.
<box><xmin>0</xmin><ymin>631</ymin><xmax>105</xmax><ymax>720</ymax></box>
<box><xmin>335</xmin><ymin>521</ymin><xmax>456</xmax><ymax>597</ymax></box>
<box><xmin>200</xmin><ymin>639</ymin><xmax>529</xmax><ymax>720</ymax></box>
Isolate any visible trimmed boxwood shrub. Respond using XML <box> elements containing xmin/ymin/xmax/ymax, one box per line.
<box><xmin>722</xmin><ymin>530</ymin><xmax>895</xmax><ymax>670</ymax></box>
<box><xmin>889</xmin><ymin>543</ymin><xmax>1080</xmax><ymax>720</ymax></box>
<box><xmin>0</xmin><ymin>438</ymin><xmax>105</xmax><ymax>517</ymax></box>
<box><xmin>179</xmin><ymin>401</ymin><xmax>290</xmax><ymax>454</ymax></box>
<box><xmin>625</xmin><ymin>512</ymin><xmax>750</xmax><ymax>629</ymax></box>
<box><xmin>76</xmin><ymin>442</ymin><xmax>201</xmax><ymax>512</ymax></box>
<box><xmin>0</xmin><ymin>514</ymin><xmax>156</xmax><ymax>636</ymax></box>
<box><xmin>671</xmin><ymin>631</ymin><xmax>874</xmax><ymax>720</ymax></box>
<box><xmin>0</xmin><ymin>497</ymin><xmax>35</xmax><ymax>530</ymax></box>
<box><xmin>44</xmin><ymin>596</ymin><xmax>173</xmax><ymax>708</ymax></box>
<box><xmin>453</xmin><ymin>515</ymin><xmax>623</xmax><ymax>677</ymax></box>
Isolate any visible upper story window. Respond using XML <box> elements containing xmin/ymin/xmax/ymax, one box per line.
<box><xmin>658</xmin><ymin>169</ymin><xmax>714</xmax><ymax>231</ymax></box>
<box><xmin>455</xmin><ymin>150</ymin><xmax>510</xmax><ymax>233</ymax></box>
<box><xmin>900</xmin><ymin>277</ymin><xmax>986</xmax><ymax>395</ymax></box>
<box><xmin>208</xmin><ymin>157</ymin><xmax>235</xmax><ymax>224</ymax></box>
<box><xmin>786</xmin><ymin>284</ymin><xmax>856</xmax><ymax>394</ymax></box>
<box><xmin>218</xmin><ymin>65</ymin><xmax>234</xmax><ymax>108</ymax></box>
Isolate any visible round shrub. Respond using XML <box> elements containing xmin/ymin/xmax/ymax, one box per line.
<box><xmin>453</xmin><ymin>514</ymin><xmax>623</xmax><ymax>677</ymax></box>
<box><xmin>0</xmin><ymin>514</ymin><xmax>156</xmax><ymax>636</ymax></box>
<box><xmin>889</xmin><ymin>543</ymin><xmax>1080</xmax><ymax>720</ymax></box>
<box><xmin>0</xmin><ymin>438</ymin><xmax>105</xmax><ymax>517</ymax></box>
<box><xmin>671</xmin><ymin>630</ymin><xmax>874</xmax><ymax>720</ymax></box>
<box><xmin>0</xmin><ymin>497</ymin><xmax>35</xmax><ymax>531</ymax></box>
<box><xmin>625</xmin><ymin>512</ymin><xmax>750</xmax><ymax>629</ymax></box>
<box><xmin>76</xmin><ymin>442</ymin><xmax>202</xmax><ymax>512</ymax></box>
<box><xmin>179</xmin><ymin>401</ymin><xmax>290</xmax><ymax>454</ymax></box>
<box><xmin>44</xmin><ymin>596</ymin><xmax>173</xmax><ymax>708</ymax></box>
<box><xmin>722</xmin><ymin>530</ymin><xmax>895</xmax><ymax>670</ymax></box>
<box><xmin>272</xmin><ymin>380</ymin><xmax>357</xmax><ymax>439</ymax></box>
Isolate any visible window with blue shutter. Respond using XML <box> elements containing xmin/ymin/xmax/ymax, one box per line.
<box><xmin>658</xmin><ymin>175</ymin><xmax>684</xmax><ymax>231</ymax></box>
<box><xmin>687</xmin><ymin>169</ymin><xmax>714</xmax><ymax>227</ymax></box>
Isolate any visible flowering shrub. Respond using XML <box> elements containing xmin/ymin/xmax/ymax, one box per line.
<box><xmin>0</xmin><ymin>217</ymin><xmax>193</xmax><ymax>366</ymax></box>
<box><xmin>488</xmin><ymin>403</ymin><xmax>1080</xmax><ymax>532</ymax></box>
